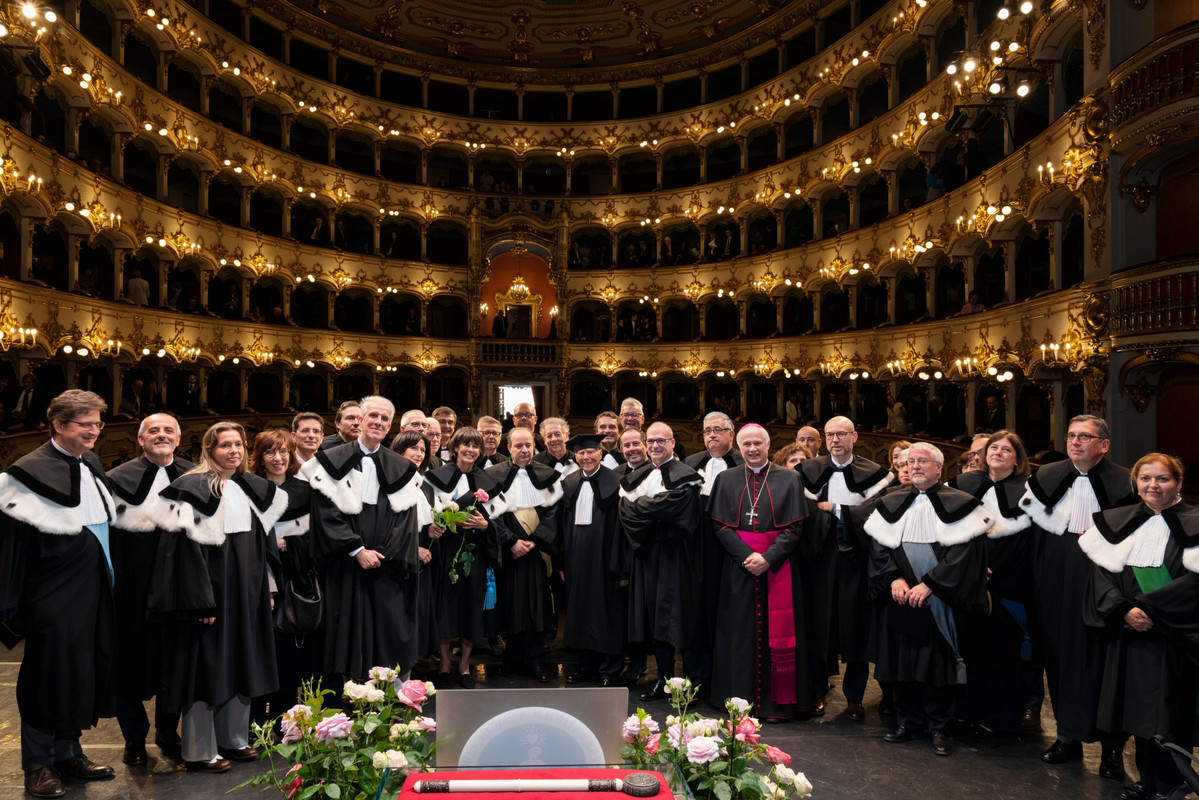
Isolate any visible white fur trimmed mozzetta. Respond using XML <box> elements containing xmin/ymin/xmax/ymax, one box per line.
<box><xmin>0</xmin><ymin>472</ymin><xmax>115</xmax><ymax>535</ymax></box>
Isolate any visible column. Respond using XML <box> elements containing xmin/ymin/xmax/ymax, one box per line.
<box><xmin>370</xmin><ymin>294</ymin><xmax>380</xmax><ymax>333</ymax></box>
<box><xmin>421</xmin><ymin>149</ymin><xmax>429</xmax><ymax>185</ymax></box>
<box><xmin>1049</xmin><ymin>61</ymin><xmax>1067</xmax><ymax>121</ymax></box>
<box><xmin>610</xmin><ymin>157</ymin><xmax>618</xmax><ymax>193</ymax></box>
<box><xmin>236</xmin><ymin>368</ymin><xmax>248</xmax><ymax>411</ymax></box>
<box><xmin>964</xmin><ymin>381</ymin><xmax>978</xmax><ymax>434</ymax></box>
<box><xmin>848</xmin><ymin>187</ymin><xmax>860</xmax><ymax>230</ymax></box>
<box><xmin>775</xmin><ymin>297</ymin><xmax>785</xmax><ymax>334</ymax></box>
<box><xmin>420</xmin><ymin>223</ymin><xmax>429</xmax><ymax>261</ymax></box>
<box><xmin>885</xmin><ymin>278</ymin><xmax>897</xmax><ymax>323</ymax></box>
<box><xmin>887</xmin><ymin>65</ymin><xmax>899</xmax><ymax>107</ymax></box>
<box><xmin>774</xmin><ymin>122</ymin><xmax>785</xmax><ymax>162</ymax></box>
<box><xmin>924</xmin><ymin>265</ymin><xmax>937</xmax><ymax>318</ymax></box>
<box><xmin>698</xmin><ymin>146</ymin><xmax>707</xmax><ymax>182</ymax></box>
<box><xmin>812</xmin><ymin>199</ymin><xmax>824</xmax><ymax>241</ymax></box>
<box><xmin>155</xmin><ymin>154</ymin><xmax>167</xmax><ymax>201</ymax></box>
<box><xmin>886</xmin><ymin>171</ymin><xmax>900</xmax><ymax>216</ymax></box>
<box><xmin>372</xmin><ymin>217</ymin><xmax>381</xmax><ymax>254</ymax></box>
<box><xmin>775</xmin><ymin>210</ymin><xmax>785</xmax><ymax>249</ymax></box>
<box><xmin>1049</xmin><ymin>220</ymin><xmax>1063</xmax><ymax>291</ymax></box>
<box><xmin>374</xmin><ymin>66</ymin><xmax>383</xmax><ymax>98</ymax></box>
<box><xmin>810</xmin><ymin>292</ymin><xmax>822</xmax><ymax>331</ymax></box>
<box><xmin>845</xmin><ymin>285</ymin><xmax>857</xmax><ymax>328</ymax></box>
<box><xmin>467</xmin><ymin>155</ymin><xmax>475</xmax><ymax>189</ymax></box>
<box><xmin>654</xmin><ymin>151</ymin><xmax>663</xmax><ymax>190</ymax></box>
<box><xmin>697</xmin><ymin>301</ymin><xmax>707</xmax><ymax>339</ymax></box>
<box><xmin>373</xmin><ymin>141</ymin><xmax>382</xmax><ymax>176</ymax></box>
<box><xmin>19</xmin><ymin>220</ymin><xmax>33</xmax><ymax>281</ymax></box>
<box><xmin>281</xmin><ymin>198</ymin><xmax>293</xmax><ymax>238</ymax></box>
<box><xmin>239</xmin><ymin>186</ymin><xmax>252</xmax><ymax>228</ymax></box>
<box><xmin>811</xmin><ymin>107</ymin><xmax>822</xmax><ymax>147</ymax></box>
<box><xmin>1050</xmin><ymin>379</ymin><xmax>1066</xmax><ymax>450</ymax></box>
<box><xmin>961</xmin><ymin>254</ymin><xmax>977</xmax><ymax>296</ymax></box>
<box><xmin>737</xmin><ymin>300</ymin><xmax>748</xmax><ymax>336</ymax></box>
<box><xmin>516</xmin><ymin>158</ymin><xmax>524</xmax><ymax>193</ymax></box>
<box><xmin>282</xmin><ymin>284</ymin><xmax>292</xmax><ymax>318</ymax></box>
<box><xmin>738</xmin><ymin>136</ymin><xmax>748</xmax><ymax>174</ymax></box>
<box><xmin>110</xmin><ymin>134</ymin><xmax>125</xmax><ymax>182</ymax></box>
<box><xmin>1002</xmin><ymin>242</ymin><xmax>1016</xmax><ymax>303</ymax></box>
<box><xmin>847</xmin><ymin>88</ymin><xmax>860</xmax><ymax>129</ymax></box>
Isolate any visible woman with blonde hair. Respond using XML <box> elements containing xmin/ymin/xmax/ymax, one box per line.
<box><xmin>151</xmin><ymin>421</ymin><xmax>287</xmax><ymax>774</ymax></box>
<box><xmin>1081</xmin><ymin>453</ymin><xmax>1199</xmax><ymax>800</ymax></box>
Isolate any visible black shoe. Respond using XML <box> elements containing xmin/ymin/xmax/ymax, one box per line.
<box><xmin>458</xmin><ymin>672</ymin><xmax>475</xmax><ymax>689</ymax></box>
<box><xmin>490</xmin><ymin>635</ymin><xmax>506</xmax><ymax>657</ymax></box>
<box><xmin>1041</xmin><ymin>740</ymin><xmax>1084</xmax><ymax>764</ymax></box>
<box><xmin>1121</xmin><ymin>782</ymin><xmax>1151</xmax><ymax>800</ymax></box>
<box><xmin>154</xmin><ymin>734</ymin><xmax>183</xmax><ymax>763</ymax></box>
<box><xmin>883</xmin><ymin>726</ymin><xmax>917</xmax><ymax>743</ymax></box>
<box><xmin>1021</xmin><ymin>706</ymin><xmax>1042</xmax><ymax>731</ymax></box>
<box><xmin>640</xmin><ymin>677</ymin><xmax>668</xmax><ymax>701</ymax></box>
<box><xmin>532</xmin><ymin>666</ymin><xmax>550</xmax><ymax>684</ymax></box>
<box><xmin>931</xmin><ymin>732</ymin><xmax>953</xmax><ymax>757</ymax></box>
<box><xmin>567</xmin><ymin>672</ymin><xmax>599</xmax><ymax>685</ymax></box>
<box><xmin>811</xmin><ymin>693</ymin><xmax>827</xmax><ymax>717</ymax></box>
<box><xmin>1100</xmin><ymin>747</ymin><xmax>1127</xmax><ymax>780</ymax></box>
<box><xmin>433</xmin><ymin>672</ymin><xmax>454</xmax><ymax>690</ymax></box>
<box><xmin>122</xmin><ymin>743</ymin><xmax>148</xmax><ymax>767</ymax></box>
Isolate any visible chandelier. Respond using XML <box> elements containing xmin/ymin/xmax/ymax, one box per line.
<box><xmin>508</xmin><ymin>244</ymin><xmax>531</xmax><ymax>300</ymax></box>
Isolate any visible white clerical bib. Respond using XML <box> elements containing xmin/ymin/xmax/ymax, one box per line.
<box><xmin>574</xmin><ymin>477</ymin><xmax>597</xmax><ymax>526</ymax></box>
<box><xmin>511</xmin><ymin>468</ymin><xmax>544</xmax><ymax>507</ymax></box>
<box><xmin>223</xmin><ymin>480</ymin><xmax>252</xmax><ymax>533</ymax></box>
<box><xmin>701</xmin><ymin>457</ymin><xmax>728</xmax><ymax>497</ymax></box>
<box><xmin>359</xmin><ymin>446</ymin><xmax>381</xmax><ymax>505</ymax></box>
<box><xmin>826</xmin><ymin>470</ymin><xmax>856</xmax><ymax>506</ymax></box>
<box><xmin>1126</xmin><ymin>514</ymin><xmax>1170</xmax><ymax>568</ymax></box>
<box><xmin>1066</xmin><ymin>476</ymin><xmax>1101</xmax><ymax>534</ymax></box>
<box><xmin>899</xmin><ymin>493</ymin><xmax>939</xmax><ymax>543</ymax></box>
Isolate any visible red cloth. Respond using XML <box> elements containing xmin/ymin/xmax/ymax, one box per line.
<box><xmin>399</xmin><ymin>769</ymin><xmax>673</xmax><ymax>800</ymax></box>
<box><xmin>737</xmin><ymin>530</ymin><xmax>798</xmax><ymax>706</ymax></box>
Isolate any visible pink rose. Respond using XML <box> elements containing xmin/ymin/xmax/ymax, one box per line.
<box><xmin>473</xmin><ymin>488</ymin><xmax>490</xmax><ymax>503</ymax></box>
<box><xmin>314</xmin><ymin>712</ymin><xmax>354</xmax><ymax>743</ymax></box>
<box><xmin>279</xmin><ymin>720</ymin><xmax>302</xmax><ymax>744</ymax></box>
<box><xmin>666</xmin><ymin>722</ymin><xmax>691</xmax><ymax>749</ymax></box>
<box><xmin>734</xmin><ymin>718</ymin><xmax>760</xmax><ymax>745</ymax></box>
<box><xmin>416</xmin><ymin>715</ymin><xmax>437</xmax><ymax>731</ymax></box>
<box><xmin>644</xmin><ymin>737</ymin><xmax>660</xmax><ymax>755</ymax></box>
<box><xmin>765</xmin><ymin>745</ymin><xmax>791</xmax><ymax>765</ymax></box>
<box><xmin>396</xmin><ymin>678</ymin><xmax>430</xmax><ymax>709</ymax></box>
<box><xmin>686</xmin><ymin>736</ymin><xmax>721</xmax><ymax>765</ymax></box>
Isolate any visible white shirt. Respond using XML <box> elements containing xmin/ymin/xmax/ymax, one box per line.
<box><xmin>222</xmin><ymin>479</ymin><xmax>252</xmax><ymax>533</ymax></box>
<box><xmin>1126</xmin><ymin>514</ymin><xmax>1170</xmax><ymax>568</ymax></box>
<box><xmin>50</xmin><ymin>439</ymin><xmax>108</xmax><ymax>525</ymax></box>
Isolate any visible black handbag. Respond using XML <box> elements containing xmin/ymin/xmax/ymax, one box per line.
<box><xmin>273</xmin><ymin>546</ymin><xmax>324</xmax><ymax>634</ymax></box>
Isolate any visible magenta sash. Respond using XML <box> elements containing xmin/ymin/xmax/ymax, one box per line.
<box><xmin>737</xmin><ymin>530</ymin><xmax>797</xmax><ymax>705</ymax></box>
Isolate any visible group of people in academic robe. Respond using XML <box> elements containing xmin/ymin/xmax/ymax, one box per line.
<box><xmin>2</xmin><ymin>389</ymin><xmax>1197</xmax><ymax>800</ymax></box>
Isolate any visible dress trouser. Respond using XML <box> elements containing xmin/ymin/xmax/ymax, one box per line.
<box><xmin>116</xmin><ymin>695</ymin><xmax>181</xmax><ymax>745</ymax></box>
<box><xmin>21</xmin><ymin>722</ymin><xmax>82</xmax><ymax>771</ymax></box>
<box><xmin>894</xmin><ymin>682</ymin><xmax>954</xmax><ymax>734</ymax></box>
<box><xmin>181</xmin><ymin>696</ymin><xmax>251</xmax><ymax>762</ymax></box>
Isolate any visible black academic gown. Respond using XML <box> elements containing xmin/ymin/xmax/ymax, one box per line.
<box><xmin>271</xmin><ymin>474</ymin><xmax>324</xmax><ymax>691</ymax></box>
<box><xmin>534</xmin><ymin>450</ymin><xmax>579</xmax><ymax>477</ymax></box>
<box><xmin>559</xmin><ymin>467</ymin><xmax>627</xmax><ymax>656</ymax></box>
<box><xmin>600</xmin><ymin>449</ymin><xmax>626</xmax><ymax>471</ymax></box>
<box><xmin>109</xmin><ymin>455</ymin><xmax>194</xmax><ymax>701</ymax></box>
<box><xmin>859</xmin><ymin>484</ymin><xmax>991</xmax><ymax>687</ymax></box>
<box><xmin>798</xmin><ymin>455</ymin><xmax>893</xmax><ymax>666</ymax></box>
<box><xmin>950</xmin><ymin>470</ymin><xmax>1035</xmax><ymax>732</ymax></box>
<box><xmin>1081</xmin><ymin>503</ymin><xmax>1199</xmax><ymax>746</ymax></box>
<box><xmin>708</xmin><ymin>464</ymin><xmax>811</xmax><ymax>719</ymax></box>
<box><xmin>423</xmin><ymin>464</ymin><xmax>503</xmax><ymax>642</ymax></box>
<box><xmin>304</xmin><ymin>443</ymin><xmax>423</xmax><ymax>678</ymax></box>
<box><xmin>481</xmin><ymin>452</ymin><xmax>510</xmax><ymax>470</ymax></box>
<box><xmin>485</xmin><ymin>461</ymin><xmax>563</xmax><ymax>635</ymax></box>
<box><xmin>0</xmin><ymin>442</ymin><xmax>116</xmax><ymax>730</ymax></box>
<box><xmin>1020</xmin><ymin>457</ymin><xmax>1136</xmax><ymax>742</ymax></box>
<box><xmin>150</xmin><ymin>472</ymin><xmax>286</xmax><ymax>711</ymax></box>
<box><xmin>619</xmin><ymin>459</ymin><xmax>704</xmax><ymax>650</ymax></box>
<box><xmin>687</xmin><ymin>449</ymin><xmax>745</xmax><ymax>648</ymax></box>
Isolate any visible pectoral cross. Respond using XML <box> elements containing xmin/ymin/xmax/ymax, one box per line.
<box><xmin>745</xmin><ymin>506</ymin><xmax>759</xmax><ymax>527</ymax></box>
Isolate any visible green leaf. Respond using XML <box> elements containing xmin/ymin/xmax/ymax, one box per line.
<box><xmin>298</xmin><ymin>786</ymin><xmax>323</xmax><ymax>800</ymax></box>
<box><xmin>709</xmin><ymin>762</ymin><xmax>728</xmax><ymax>774</ymax></box>
<box><xmin>712</xmin><ymin>781</ymin><xmax>732</xmax><ymax>800</ymax></box>
<box><xmin>326</xmin><ymin>783</ymin><xmax>343</xmax><ymax>799</ymax></box>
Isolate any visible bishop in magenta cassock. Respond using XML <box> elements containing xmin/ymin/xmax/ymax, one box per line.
<box><xmin>709</xmin><ymin>424</ymin><xmax>811</xmax><ymax>720</ymax></box>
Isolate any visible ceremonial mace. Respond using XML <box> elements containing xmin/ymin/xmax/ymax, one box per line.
<box><xmin>413</xmin><ymin>774</ymin><xmax>662</xmax><ymax>797</ymax></box>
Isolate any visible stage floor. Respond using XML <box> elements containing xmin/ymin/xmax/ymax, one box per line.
<box><xmin>0</xmin><ymin>639</ymin><xmax>1189</xmax><ymax>800</ymax></box>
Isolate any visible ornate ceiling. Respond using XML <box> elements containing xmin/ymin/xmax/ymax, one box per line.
<box><xmin>297</xmin><ymin>0</ymin><xmax>794</xmax><ymax>68</ymax></box>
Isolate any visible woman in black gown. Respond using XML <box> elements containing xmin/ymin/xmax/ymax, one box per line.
<box><xmin>1080</xmin><ymin>453</ymin><xmax>1199</xmax><ymax>800</ymax></box>
<box><xmin>422</xmin><ymin>427</ymin><xmax>502</xmax><ymax>689</ymax></box>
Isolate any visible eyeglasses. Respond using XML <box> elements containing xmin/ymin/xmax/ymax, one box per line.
<box><xmin>826</xmin><ymin>431</ymin><xmax>853</xmax><ymax>439</ymax></box>
<box><xmin>702</xmin><ymin>427</ymin><xmax>731</xmax><ymax>436</ymax></box>
<box><xmin>68</xmin><ymin>420</ymin><xmax>105</xmax><ymax>431</ymax></box>
<box><xmin>1066</xmin><ymin>433</ymin><xmax>1100</xmax><ymax>443</ymax></box>
<box><xmin>620</xmin><ymin>413</ymin><xmax>641</xmax><ymax>419</ymax></box>
<box><xmin>894</xmin><ymin>461</ymin><xmax>907</xmax><ymax>469</ymax></box>
<box><xmin>264</xmin><ymin>449</ymin><xmax>289</xmax><ymax>458</ymax></box>
<box><xmin>646</xmin><ymin>438</ymin><xmax>670</xmax><ymax>446</ymax></box>
<box><xmin>908</xmin><ymin>458</ymin><xmax>936</xmax><ymax>466</ymax></box>
<box><xmin>514</xmin><ymin>412</ymin><xmax>534</xmax><ymax>419</ymax></box>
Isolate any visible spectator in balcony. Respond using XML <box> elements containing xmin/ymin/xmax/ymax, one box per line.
<box><xmin>76</xmin><ymin>267</ymin><xmax>98</xmax><ymax>297</ymax></box>
<box><xmin>492</xmin><ymin>309</ymin><xmax>508</xmax><ymax>338</ymax></box>
<box><xmin>404</xmin><ymin>309</ymin><xmax>419</xmax><ymax>335</ymax></box>
<box><xmin>334</xmin><ymin>219</ymin><xmax>350</xmax><ymax>251</ymax></box>
<box><xmin>568</xmin><ymin>241</ymin><xmax>584</xmax><ymax>269</ymax></box>
<box><xmin>579</xmin><ymin>241</ymin><xmax>592</xmax><ymax>267</ymax></box>
<box><xmin>120</xmin><ymin>379</ymin><xmax>145</xmax><ymax>419</ymax></box>
<box><xmin>382</xmin><ymin>230</ymin><xmax>399</xmax><ymax>259</ymax></box>
<box><xmin>956</xmin><ymin>291</ymin><xmax>986</xmax><ymax>316</ymax></box>
<box><xmin>125</xmin><ymin>268</ymin><xmax>151</xmax><ymax>307</ymax></box>
<box><xmin>179</xmin><ymin>373</ymin><xmax>203</xmax><ymax>416</ymax></box>
<box><xmin>926</xmin><ymin>164</ymin><xmax>946</xmax><ymax>203</ymax></box>
<box><xmin>887</xmin><ymin>394</ymin><xmax>909</xmax><ymax>435</ymax></box>
<box><xmin>11</xmin><ymin>373</ymin><xmax>47</xmax><ymax>429</ymax></box>
<box><xmin>165</xmin><ymin>280</ymin><xmax>184</xmax><ymax>309</ymax></box>
<box><xmin>307</xmin><ymin>217</ymin><xmax>326</xmax><ymax>246</ymax></box>
<box><xmin>661</xmin><ymin>236</ymin><xmax>679</xmax><ymax>265</ymax></box>
<box><xmin>635</xmin><ymin>240</ymin><xmax>651</xmax><ymax>267</ymax></box>
<box><xmin>963</xmin><ymin>139</ymin><xmax>988</xmax><ymax>182</ymax></box>
<box><xmin>479</xmin><ymin>170</ymin><xmax>495</xmax><ymax>192</ymax></box>
<box><xmin>979</xmin><ymin>395</ymin><xmax>1006</xmax><ymax>434</ymax></box>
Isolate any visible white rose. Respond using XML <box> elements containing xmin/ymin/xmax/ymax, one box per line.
<box><xmin>446</xmin><ymin>500</ymin><xmax>460</xmax><ymax>512</ymax></box>
<box><xmin>726</xmin><ymin>697</ymin><xmax>751</xmax><ymax>715</ymax></box>
<box><xmin>665</xmin><ymin>677</ymin><xmax>690</xmax><ymax>695</ymax></box>
<box><xmin>365</xmin><ymin>687</ymin><xmax>386</xmax><ymax>703</ymax></box>
<box><xmin>372</xmin><ymin>752</ymin><xmax>389</xmax><ymax>769</ymax></box>
<box><xmin>774</xmin><ymin>766</ymin><xmax>796</xmax><ymax>785</ymax></box>
<box><xmin>386</xmin><ymin>750</ymin><xmax>408</xmax><ymax>769</ymax></box>
<box><xmin>790</xmin><ymin>771</ymin><xmax>813</xmax><ymax>796</ymax></box>
<box><xmin>343</xmin><ymin>680</ymin><xmax>369</xmax><ymax>701</ymax></box>
<box><xmin>389</xmin><ymin>723</ymin><xmax>405</xmax><ymax>740</ymax></box>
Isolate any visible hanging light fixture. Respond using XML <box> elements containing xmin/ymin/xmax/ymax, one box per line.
<box><xmin>508</xmin><ymin>244</ymin><xmax>531</xmax><ymax>300</ymax></box>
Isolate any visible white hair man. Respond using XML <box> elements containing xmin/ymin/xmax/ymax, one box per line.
<box><xmin>304</xmin><ymin>395</ymin><xmax>426</xmax><ymax>681</ymax></box>
<box><xmin>109</xmin><ymin>413</ymin><xmax>193</xmax><ymax>767</ymax></box>
<box><xmin>857</xmin><ymin>442</ymin><xmax>993</xmax><ymax>757</ymax></box>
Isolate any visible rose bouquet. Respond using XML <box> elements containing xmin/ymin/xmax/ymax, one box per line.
<box><xmin>621</xmin><ymin>679</ymin><xmax>812</xmax><ymax>800</ymax></box>
<box><xmin>433</xmin><ymin>488</ymin><xmax>490</xmax><ymax>584</ymax></box>
<box><xmin>239</xmin><ymin>667</ymin><xmax>437</xmax><ymax>800</ymax></box>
